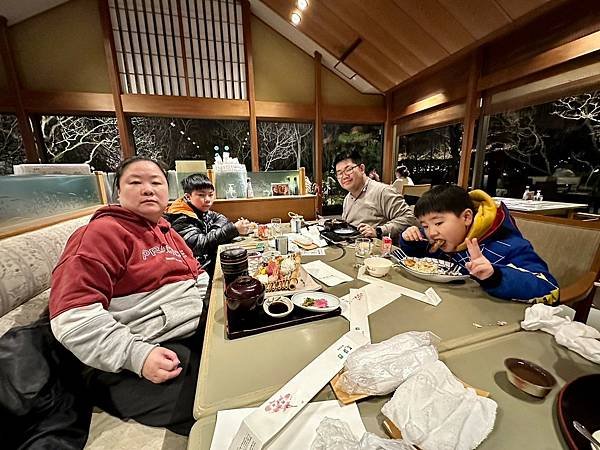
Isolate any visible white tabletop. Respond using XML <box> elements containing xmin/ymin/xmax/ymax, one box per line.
<box><xmin>494</xmin><ymin>197</ymin><xmax>587</xmax><ymax>212</ymax></box>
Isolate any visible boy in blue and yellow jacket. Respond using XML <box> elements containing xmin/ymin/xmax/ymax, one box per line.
<box><xmin>400</xmin><ymin>185</ymin><xmax>559</xmax><ymax>304</ymax></box>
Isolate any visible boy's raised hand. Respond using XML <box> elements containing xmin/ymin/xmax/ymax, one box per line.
<box><xmin>402</xmin><ymin>226</ymin><xmax>424</xmax><ymax>241</ymax></box>
<box><xmin>465</xmin><ymin>238</ymin><xmax>494</xmax><ymax>280</ymax></box>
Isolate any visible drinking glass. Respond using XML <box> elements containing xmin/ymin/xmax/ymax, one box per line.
<box><xmin>354</xmin><ymin>238</ymin><xmax>372</xmax><ymax>268</ymax></box>
<box><xmin>270</xmin><ymin>218</ymin><xmax>282</xmax><ymax>238</ymax></box>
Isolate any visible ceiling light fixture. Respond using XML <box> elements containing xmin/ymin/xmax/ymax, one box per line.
<box><xmin>297</xmin><ymin>0</ymin><xmax>308</xmax><ymax>11</ymax></box>
<box><xmin>291</xmin><ymin>11</ymin><xmax>301</xmax><ymax>26</ymax></box>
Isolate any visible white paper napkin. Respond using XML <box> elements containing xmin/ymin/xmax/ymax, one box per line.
<box><xmin>348</xmin><ymin>289</ymin><xmax>371</xmax><ymax>343</ymax></box>
<box><xmin>211</xmin><ymin>401</ymin><xmax>365</xmax><ymax>450</ymax></box>
<box><xmin>228</xmin><ymin>331</ymin><xmax>370</xmax><ymax>449</ymax></box>
<box><xmin>302</xmin><ymin>260</ymin><xmax>353</xmax><ymax>286</ymax></box>
<box><xmin>381</xmin><ymin>361</ymin><xmax>497</xmax><ymax>450</ymax></box>
<box><xmin>521</xmin><ymin>303</ymin><xmax>600</xmax><ymax>364</ymax></box>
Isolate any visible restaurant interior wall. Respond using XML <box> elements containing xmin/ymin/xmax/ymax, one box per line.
<box><xmin>321</xmin><ymin>67</ymin><xmax>383</xmax><ymax>109</ymax></box>
<box><xmin>251</xmin><ymin>17</ymin><xmax>313</xmax><ymax>104</ymax></box>
<box><xmin>0</xmin><ymin>50</ymin><xmax>9</xmax><ymax>93</ymax></box>
<box><xmin>8</xmin><ymin>0</ymin><xmax>110</xmax><ymax>93</ymax></box>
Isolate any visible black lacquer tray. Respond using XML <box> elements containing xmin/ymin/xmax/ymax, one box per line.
<box><xmin>224</xmin><ymin>300</ymin><xmax>341</xmax><ymax>339</ymax></box>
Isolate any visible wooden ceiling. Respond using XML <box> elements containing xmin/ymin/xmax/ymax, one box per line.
<box><xmin>261</xmin><ymin>0</ymin><xmax>566</xmax><ymax>92</ymax></box>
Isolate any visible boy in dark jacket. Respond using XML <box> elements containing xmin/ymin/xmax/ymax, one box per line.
<box><xmin>165</xmin><ymin>174</ymin><xmax>250</xmax><ymax>277</ymax></box>
<box><xmin>400</xmin><ymin>185</ymin><xmax>559</xmax><ymax>304</ymax></box>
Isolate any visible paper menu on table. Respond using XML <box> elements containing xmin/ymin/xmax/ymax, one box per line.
<box><xmin>211</xmin><ymin>401</ymin><xmax>365</xmax><ymax>450</ymax></box>
<box><xmin>228</xmin><ymin>331</ymin><xmax>370</xmax><ymax>450</ymax></box>
<box><xmin>302</xmin><ymin>260</ymin><xmax>353</xmax><ymax>286</ymax></box>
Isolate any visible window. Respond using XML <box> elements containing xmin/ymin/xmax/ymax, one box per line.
<box><xmin>258</xmin><ymin>121</ymin><xmax>313</xmax><ymax>179</ymax></box>
<box><xmin>483</xmin><ymin>89</ymin><xmax>600</xmax><ymax>208</ymax></box>
<box><xmin>109</xmin><ymin>0</ymin><xmax>246</xmax><ymax>99</ymax></box>
<box><xmin>0</xmin><ymin>114</ymin><xmax>25</xmax><ymax>175</ymax></box>
<box><xmin>40</xmin><ymin>115</ymin><xmax>121</xmax><ymax>172</ymax></box>
<box><xmin>131</xmin><ymin>116</ymin><xmax>251</xmax><ymax>170</ymax></box>
<box><xmin>398</xmin><ymin>123</ymin><xmax>463</xmax><ymax>185</ymax></box>
<box><xmin>322</xmin><ymin>123</ymin><xmax>383</xmax><ymax>213</ymax></box>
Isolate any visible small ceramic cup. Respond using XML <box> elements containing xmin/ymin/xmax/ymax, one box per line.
<box><xmin>263</xmin><ymin>296</ymin><xmax>293</xmax><ymax>318</ymax></box>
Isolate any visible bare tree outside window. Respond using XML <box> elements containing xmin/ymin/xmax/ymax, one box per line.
<box><xmin>258</xmin><ymin>121</ymin><xmax>313</xmax><ymax>178</ymax></box>
<box><xmin>398</xmin><ymin>124</ymin><xmax>463</xmax><ymax>184</ymax></box>
<box><xmin>132</xmin><ymin>117</ymin><xmax>251</xmax><ymax>170</ymax></box>
<box><xmin>41</xmin><ymin>115</ymin><xmax>121</xmax><ymax>172</ymax></box>
<box><xmin>483</xmin><ymin>89</ymin><xmax>600</xmax><ymax>207</ymax></box>
<box><xmin>0</xmin><ymin>114</ymin><xmax>26</xmax><ymax>175</ymax></box>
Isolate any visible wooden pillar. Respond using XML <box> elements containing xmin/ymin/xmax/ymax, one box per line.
<box><xmin>314</xmin><ymin>51</ymin><xmax>323</xmax><ymax>213</ymax></box>
<box><xmin>457</xmin><ymin>52</ymin><xmax>482</xmax><ymax>188</ymax></box>
<box><xmin>98</xmin><ymin>0</ymin><xmax>134</xmax><ymax>159</ymax></box>
<box><xmin>241</xmin><ymin>0</ymin><xmax>259</xmax><ymax>171</ymax></box>
<box><xmin>471</xmin><ymin>96</ymin><xmax>491</xmax><ymax>189</ymax></box>
<box><xmin>0</xmin><ymin>16</ymin><xmax>39</xmax><ymax>163</ymax></box>
<box><xmin>383</xmin><ymin>93</ymin><xmax>395</xmax><ymax>184</ymax></box>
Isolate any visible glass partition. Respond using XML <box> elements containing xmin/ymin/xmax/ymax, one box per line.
<box><xmin>0</xmin><ymin>174</ymin><xmax>102</xmax><ymax>228</ymax></box>
<box><xmin>212</xmin><ymin>169</ymin><xmax>303</xmax><ymax>199</ymax></box>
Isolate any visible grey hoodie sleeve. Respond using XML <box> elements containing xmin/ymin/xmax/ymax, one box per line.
<box><xmin>51</xmin><ymin>303</ymin><xmax>157</xmax><ymax>375</ymax></box>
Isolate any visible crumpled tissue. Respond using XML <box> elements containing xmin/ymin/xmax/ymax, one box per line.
<box><xmin>381</xmin><ymin>361</ymin><xmax>497</xmax><ymax>450</ymax></box>
<box><xmin>310</xmin><ymin>417</ymin><xmax>416</xmax><ymax>450</ymax></box>
<box><xmin>337</xmin><ymin>331</ymin><xmax>439</xmax><ymax>395</ymax></box>
<box><xmin>521</xmin><ymin>303</ymin><xmax>600</xmax><ymax>364</ymax></box>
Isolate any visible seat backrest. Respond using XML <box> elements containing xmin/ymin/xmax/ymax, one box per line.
<box><xmin>402</xmin><ymin>184</ymin><xmax>431</xmax><ymax>197</ymax></box>
<box><xmin>0</xmin><ymin>215</ymin><xmax>91</xmax><ymax>318</ymax></box>
<box><xmin>512</xmin><ymin>212</ymin><xmax>600</xmax><ymax>287</ymax></box>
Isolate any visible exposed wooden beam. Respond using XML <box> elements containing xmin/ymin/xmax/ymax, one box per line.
<box><xmin>314</xmin><ymin>51</ymin><xmax>323</xmax><ymax>213</ymax></box>
<box><xmin>322</xmin><ymin>105</ymin><xmax>385</xmax><ymax>124</ymax></box>
<box><xmin>0</xmin><ymin>16</ymin><xmax>39</xmax><ymax>163</ymax></box>
<box><xmin>382</xmin><ymin>93</ymin><xmax>394</xmax><ymax>184</ymax></box>
<box><xmin>98</xmin><ymin>0</ymin><xmax>134</xmax><ymax>159</ymax></box>
<box><xmin>255</xmin><ymin>101</ymin><xmax>315</xmax><ymax>121</ymax></box>
<box><xmin>22</xmin><ymin>91</ymin><xmax>115</xmax><ymax>114</ymax></box>
<box><xmin>458</xmin><ymin>54</ymin><xmax>482</xmax><ymax>188</ymax></box>
<box><xmin>121</xmin><ymin>94</ymin><xmax>249</xmax><ymax>118</ymax></box>
<box><xmin>395</xmin><ymin>103</ymin><xmax>466</xmax><ymax>136</ymax></box>
<box><xmin>478</xmin><ymin>30</ymin><xmax>600</xmax><ymax>91</ymax></box>
<box><xmin>242</xmin><ymin>0</ymin><xmax>259</xmax><ymax>171</ymax></box>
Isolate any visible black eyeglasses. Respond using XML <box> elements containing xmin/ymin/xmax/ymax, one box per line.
<box><xmin>335</xmin><ymin>164</ymin><xmax>359</xmax><ymax>178</ymax></box>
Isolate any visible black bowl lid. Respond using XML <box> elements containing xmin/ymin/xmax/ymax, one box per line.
<box><xmin>221</xmin><ymin>248</ymin><xmax>247</xmax><ymax>261</ymax></box>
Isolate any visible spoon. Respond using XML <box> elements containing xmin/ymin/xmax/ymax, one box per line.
<box><xmin>573</xmin><ymin>421</ymin><xmax>600</xmax><ymax>449</ymax></box>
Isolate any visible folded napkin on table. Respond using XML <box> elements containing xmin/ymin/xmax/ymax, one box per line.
<box><xmin>381</xmin><ymin>361</ymin><xmax>497</xmax><ymax>450</ymax></box>
<box><xmin>521</xmin><ymin>303</ymin><xmax>600</xmax><ymax>364</ymax></box>
<box><xmin>338</xmin><ymin>331</ymin><xmax>439</xmax><ymax>396</ymax></box>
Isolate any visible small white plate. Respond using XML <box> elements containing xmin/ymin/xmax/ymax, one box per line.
<box><xmin>334</xmin><ymin>228</ymin><xmax>356</xmax><ymax>235</ymax></box>
<box><xmin>592</xmin><ymin>430</ymin><xmax>600</xmax><ymax>450</ymax></box>
<box><xmin>291</xmin><ymin>292</ymin><xmax>340</xmax><ymax>312</ymax></box>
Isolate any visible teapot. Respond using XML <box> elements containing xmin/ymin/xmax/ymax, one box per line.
<box><xmin>225</xmin><ymin>276</ymin><xmax>265</xmax><ymax>313</ymax></box>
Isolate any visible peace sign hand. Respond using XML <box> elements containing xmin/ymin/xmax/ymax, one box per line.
<box><xmin>465</xmin><ymin>238</ymin><xmax>494</xmax><ymax>280</ymax></box>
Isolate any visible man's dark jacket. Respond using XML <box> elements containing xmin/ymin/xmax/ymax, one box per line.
<box><xmin>164</xmin><ymin>197</ymin><xmax>238</xmax><ymax>276</ymax></box>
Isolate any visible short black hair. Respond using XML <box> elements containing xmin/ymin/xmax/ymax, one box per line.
<box><xmin>414</xmin><ymin>184</ymin><xmax>475</xmax><ymax>218</ymax></box>
<box><xmin>333</xmin><ymin>148</ymin><xmax>362</xmax><ymax>168</ymax></box>
<box><xmin>113</xmin><ymin>156</ymin><xmax>168</xmax><ymax>192</ymax></box>
<box><xmin>396</xmin><ymin>165</ymin><xmax>410</xmax><ymax>177</ymax></box>
<box><xmin>181</xmin><ymin>173</ymin><xmax>214</xmax><ymax>194</ymax></box>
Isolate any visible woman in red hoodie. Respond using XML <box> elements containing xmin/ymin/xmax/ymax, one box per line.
<box><xmin>49</xmin><ymin>156</ymin><xmax>209</xmax><ymax>435</ymax></box>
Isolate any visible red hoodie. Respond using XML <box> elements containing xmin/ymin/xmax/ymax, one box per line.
<box><xmin>49</xmin><ymin>205</ymin><xmax>208</xmax><ymax>376</ymax></box>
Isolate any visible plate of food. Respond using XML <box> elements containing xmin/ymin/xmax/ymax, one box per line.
<box><xmin>334</xmin><ymin>228</ymin><xmax>357</xmax><ymax>235</ymax></box>
<box><xmin>393</xmin><ymin>253</ymin><xmax>469</xmax><ymax>283</ymax></box>
<box><xmin>291</xmin><ymin>292</ymin><xmax>340</xmax><ymax>313</ymax></box>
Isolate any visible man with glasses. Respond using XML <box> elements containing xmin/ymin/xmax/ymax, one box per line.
<box><xmin>334</xmin><ymin>149</ymin><xmax>418</xmax><ymax>239</ymax></box>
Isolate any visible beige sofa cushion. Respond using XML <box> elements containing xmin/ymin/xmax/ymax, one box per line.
<box><xmin>0</xmin><ymin>289</ymin><xmax>50</xmax><ymax>338</ymax></box>
<box><xmin>0</xmin><ymin>216</ymin><xmax>90</xmax><ymax>318</ymax></box>
<box><xmin>514</xmin><ymin>216</ymin><xmax>600</xmax><ymax>286</ymax></box>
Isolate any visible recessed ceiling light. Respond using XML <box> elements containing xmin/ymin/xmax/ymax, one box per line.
<box><xmin>297</xmin><ymin>0</ymin><xmax>309</xmax><ymax>11</ymax></box>
<box><xmin>291</xmin><ymin>11</ymin><xmax>301</xmax><ymax>26</ymax></box>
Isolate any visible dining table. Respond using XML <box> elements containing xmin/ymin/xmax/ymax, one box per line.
<box><xmin>494</xmin><ymin>197</ymin><xmax>588</xmax><ymax>217</ymax></box>
<box><xmin>188</xmin><ymin>330</ymin><xmax>599</xmax><ymax>449</ymax></box>
<box><xmin>187</xmin><ymin>231</ymin><xmax>551</xmax><ymax>444</ymax></box>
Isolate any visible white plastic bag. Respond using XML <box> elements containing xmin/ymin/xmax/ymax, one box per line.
<box><xmin>338</xmin><ymin>331</ymin><xmax>439</xmax><ymax>395</ymax></box>
<box><xmin>311</xmin><ymin>418</ymin><xmax>416</xmax><ymax>450</ymax></box>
